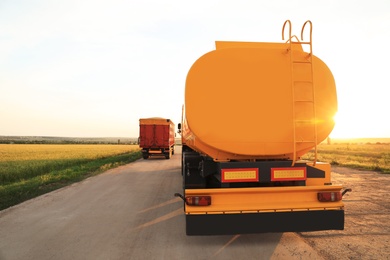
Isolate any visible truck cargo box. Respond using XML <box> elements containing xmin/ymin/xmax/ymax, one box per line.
<box><xmin>139</xmin><ymin>118</ymin><xmax>175</xmax><ymax>159</ymax></box>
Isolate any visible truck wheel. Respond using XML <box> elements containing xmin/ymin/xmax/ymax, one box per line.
<box><xmin>183</xmin><ymin>151</ymin><xmax>206</xmax><ymax>189</ymax></box>
<box><xmin>165</xmin><ymin>150</ymin><xmax>172</xmax><ymax>159</ymax></box>
<box><xmin>181</xmin><ymin>152</ymin><xmax>184</xmax><ymax>175</ymax></box>
<box><xmin>142</xmin><ymin>153</ymin><xmax>149</xmax><ymax>159</ymax></box>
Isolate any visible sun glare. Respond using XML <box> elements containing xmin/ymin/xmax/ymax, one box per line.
<box><xmin>329</xmin><ymin>112</ymin><xmax>361</xmax><ymax>139</ymax></box>
<box><xmin>330</xmin><ymin>111</ymin><xmax>389</xmax><ymax>139</ymax></box>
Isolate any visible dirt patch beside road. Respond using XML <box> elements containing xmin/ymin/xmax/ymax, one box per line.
<box><xmin>299</xmin><ymin>166</ymin><xmax>390</xmax><ymax>259</ymax></box>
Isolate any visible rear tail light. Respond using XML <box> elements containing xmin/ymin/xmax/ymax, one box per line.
<box><xmin>317</xmin><ymin>191</ymin><xmax>342</xmax><ymax>202</ymax></box>
<box><xmin>185</xmin><ymin>196</ymin><xmax>211</xmax><ymax>206</ymax></box>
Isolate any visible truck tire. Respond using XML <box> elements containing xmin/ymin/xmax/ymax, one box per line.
<box><xmin>142</xmin><ymin>153</ymin><xmax>149</xmax><ymax>159</ymax></box>
<box><xmin>165</xmin><ymin>150</ymin><xmax>172</xmax><ymax>159</ymax></box>
<box><xmin>183</xmin><ymin>151</ymin><xmax>206</xmax><ymax>189</ymax></box>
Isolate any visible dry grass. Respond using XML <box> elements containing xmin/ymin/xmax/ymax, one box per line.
<box><xmin>302</xmin><ymin>143</ymin><xmax>390</xmax><ymax>173</ymax></box>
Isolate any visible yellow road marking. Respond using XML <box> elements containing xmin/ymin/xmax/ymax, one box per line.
<box><xmin>212</xmin><ymin>235</ymin><xmax>241</xmax><ymax>257</ymax></box>
<box><xmin>137</xmin><ymin>197</ymin><xmax>182</xmax><ymax>214</ymax></box>
<box><xmin>134</xmin><ymin>208</ymin><xmax>183</xmax><ymax>230</ymax></box>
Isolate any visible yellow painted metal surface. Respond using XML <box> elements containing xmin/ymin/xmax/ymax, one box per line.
<box><xmin>182</xmin><ymin>28</ymin><xmax>337</xmax><ymax>161</ymax></box>
<box><xmin>139</xmin><ymin>117</ymin><xmax>173</xmax><ymax>126</ymax></box>
<box><xmin>185</xmin><ymin>185</ymin><xmax>344</xmax><ymax>215</ymax></box>
<box><xmin>305</xmin><ymin>161</ymin><xmax>331</xmax><ymax>186</ymax></box>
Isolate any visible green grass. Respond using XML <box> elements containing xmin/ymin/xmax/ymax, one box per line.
<box><xmin>301</xmin><ymin>143</ymin><xmax>390</xmax><ymax>173</ymax></box>
<box><xmin>0</xmin><ymin>145</ymin><xmax>141</xmax><ymax>210</ymax></box>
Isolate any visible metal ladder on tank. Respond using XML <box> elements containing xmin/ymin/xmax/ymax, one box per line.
<box><xmin>282</xmin><ymin>20</ymin><xmax>317</xmax><ymax>166</ymax></box>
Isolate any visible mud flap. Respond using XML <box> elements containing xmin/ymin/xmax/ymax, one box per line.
<box><xmin>186</xmin><ymin>210</ymin><xmax>344</xmax><ymax>235</ymax></box>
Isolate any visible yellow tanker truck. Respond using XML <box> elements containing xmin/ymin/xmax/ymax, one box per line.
<box><xmin>175</xmin><ymin>20</ymin><xmax>351</xmax><ymax>235</ymax></box>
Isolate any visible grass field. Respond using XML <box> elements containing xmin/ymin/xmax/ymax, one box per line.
<box><xmin>0</xmin><ymin>144</ymin><xmax>141</xmax><ymax>210</ymax></box>
<box><xmin>302</xmin><ymin>143</ymin><xmax>390</xmax><ymax>173</ymax></box>
<box><xmin>1</xmin><ymin>142</ymin><xmax>389</xmax><ymax>211</ymax></box>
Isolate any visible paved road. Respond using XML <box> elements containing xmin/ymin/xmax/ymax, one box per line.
<box><xmin>0</xmin><ymin>147</ymin><xmax>321</xmax><ymax>260</ymax></box>
<box><xmin>299</xmin><ymin>166</ymin><xmax>390</xmax><ymax>259</ymax></box>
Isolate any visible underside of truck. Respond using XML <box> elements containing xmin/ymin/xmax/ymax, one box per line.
<box><xmin>178</xmin><ymin>145</ymin><xmax>345</xmax><ymax>236</ymax></box>
<box><xmin>141</xmin><ymin>146</ymin><xmax>174</xmax><ymax>159</ymax></box>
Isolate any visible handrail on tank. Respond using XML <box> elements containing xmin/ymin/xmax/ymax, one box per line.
<box><xmin>282</xmin><ymin>20</ymin><xmax>304</xmax><ymax>50</ymax></box>
<box><xmin>282</xmin><ymin>20</ymin><xmax>292</xmax><ymax>41</ymax></box>
<box><xmin>282</xmin><ymin>20</ymin><xmax>292</xmax><ymax>53</ymax></box>
<box><xmin>301</xmin><ymin>20</ymin><xmax>317</xmax><ymax>166</ymax></box>
<box><xmin>282</xmin><ymin>20</ymin><xmax>302</xmax><ymax>45</ymax></box>
<box><xmin>301</xmin><ymin>20</ymin><xmax>313</xmax><ymax>55</ymax></box>
<box><xmin>283</xmin><ymin>19</ymin><xmax>296</xmax><ymax>166</ymax></box>
<box><xmin>286</xmin><ymin>35</ymin><xmax>300</xmax><ymax>43</ymax></box>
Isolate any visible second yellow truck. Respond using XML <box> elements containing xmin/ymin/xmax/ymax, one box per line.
<box><xmin>175</xmin><ymin>20</ymin><xmax>350</xmax><ymax>235</ymax></box>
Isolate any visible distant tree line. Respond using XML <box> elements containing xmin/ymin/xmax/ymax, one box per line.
<box><xmin>0</xmin><ymin>136</ymin><xmax>139</xmax><ymax>145</ymax></box>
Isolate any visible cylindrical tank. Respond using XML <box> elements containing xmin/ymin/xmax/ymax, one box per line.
<box><xmin>182</xmin><ymin>41</ymin><xmax>337</xmax><ymax>161</ymax></box>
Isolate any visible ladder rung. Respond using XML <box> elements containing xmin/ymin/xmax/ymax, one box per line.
<box><xmin>295</xmin><ymin>120</ymin><xmax>315</xmax><ymax>123</ymax></box>
<box><xmin>294</xmin><ymin>80</ymin><xmax>312</xmax><ymax>83</ymax></box>
<box><xmin>295</xmin><ymin>100</ymin><xmax>314</xmax><ymax>102</ymax></box>
<box><xmin>293</xmin><ymin>60</ymin><xmax>311</xmax><ymax>64</ymax></box>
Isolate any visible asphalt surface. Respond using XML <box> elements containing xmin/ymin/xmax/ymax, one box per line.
<box><xmin>0</xmin><ymin>147</ymin><xmax>322</xmax><ymax>260</ymax></box>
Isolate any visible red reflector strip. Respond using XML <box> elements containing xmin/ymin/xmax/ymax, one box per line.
<box><xmin>185</xmin><ymin>196</ymin><xmax>211</xmax><ymax>206</ymax></box>
<box><xmin>271</xmin><ymin>167</ymin><xmax>306</xmax><ymax>181</ymax></box>
<box><xmin>317</xmin><ymin>192</ymin><xmax>342</xmax><ymax>202</ymax></box>
<box><xmin>221</xmin><ymin>168</ymin><xmax>259</xmax><ymax>183</ymax></box>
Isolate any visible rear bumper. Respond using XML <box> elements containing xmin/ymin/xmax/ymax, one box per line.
<box><xmin>141</xmin><ymin>147</ymin><xmax>173</xmax><ymax>152</ymax></box>
<box><xmin>186</xmin><ymin>209</ymin><xmax>344</xmax><ymax>235</ymax></box>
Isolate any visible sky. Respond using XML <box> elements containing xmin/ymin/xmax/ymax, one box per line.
<box><xmin>0</xmin><ymin>0</ymin><xmax>389</xmax><ymax>138</ymax></box>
